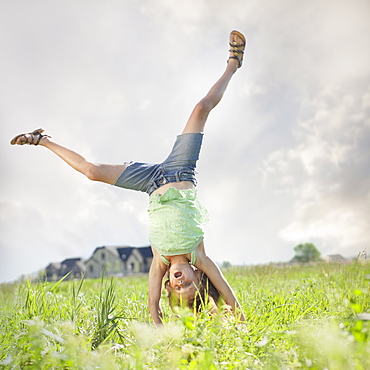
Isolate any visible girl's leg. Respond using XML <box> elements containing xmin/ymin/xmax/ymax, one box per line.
<box><xmin>11</xmin><ymin>131</ymin><xmax>126</xmax><ymax>184</ymax></box>
<box><xmin>182</xmin><ymin>31</ymin><xmax>245</xmax><ymax>134</ymax></box>
<box><xmin>38</xmin><ymin>138</ymin><xmax>126</xmax><ymax>184</ymax></box>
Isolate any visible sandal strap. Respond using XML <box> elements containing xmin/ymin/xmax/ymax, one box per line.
<box><xmin>25</xmin><ymin>129</ymin><xmax>44</xmax><ymax>145</ymax></box>
<box><xmin>229</xmin><ymin>42</ymin><xmax>246</xmax><ymax>49</ymax></box>
<box><xmin>21</xmin><ymin>133</ymin><xmax>41</xmax><ymax>145</ymax></box>
<box><xmin>34</xmin><ymin>133</ymin><xmax>43</xmax><ymax>145</ymax></box>
<box><xmin>228</xmin><ymin>55</ymin><xmax>242</xmax><ymax>68</ymax></box>
<box><xmin>229</xmin><ymin>48</ymin><xmax>244</xmax><ymax>54</ymax></box>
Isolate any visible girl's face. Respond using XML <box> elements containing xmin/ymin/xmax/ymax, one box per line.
<box><xmin>168</xmin><ymin>263</ymin><xmax>200</xmax><ymax>302</ymax></box>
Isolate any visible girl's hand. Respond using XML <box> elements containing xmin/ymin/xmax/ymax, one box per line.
<box><xmin>148</xmin><ymin>247</ymin><xmax>167</xmax><ymax>325</ymax></box>
<box><xmin>195</xmin><ymin>243</ymin><xmax>245</xmax><ymax>321</ymax></box>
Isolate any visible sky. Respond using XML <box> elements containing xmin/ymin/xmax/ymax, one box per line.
<box><xmin>1</xmin><ymin>0</ymin><xmax>369</xmax><ymax>283</ymax></box>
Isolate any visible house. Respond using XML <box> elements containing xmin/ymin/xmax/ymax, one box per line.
<box><xmin>45</xmin><ymin>257</ymin><xmax>85</xmax><ymax>281</ymax></box>
<box><xmin>85</xmin><ymin>245</ymin><xmax>153</xmax><ymax>279</ymax></box>
<box><xmin>322</xmin><ymin>254</ymin><xmax>347</xmax><ymax>263</ymax></box>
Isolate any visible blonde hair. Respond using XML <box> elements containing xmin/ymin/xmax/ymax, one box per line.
<box><xmin>165</xmin><ymin>269</ymin><xmax>220</xmax><ymax>313</ymax></box>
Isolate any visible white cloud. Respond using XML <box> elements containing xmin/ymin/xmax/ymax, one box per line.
<box><xmin>264</xmin><ymin>83</ymin><xmax>370</xmax><ymax>255</ymax></box>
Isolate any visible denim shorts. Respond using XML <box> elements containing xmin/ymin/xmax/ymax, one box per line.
<box><xmin>114</xmin><ymin>132</ymin><xmax>204</xmax><ymax>195</ymax></box>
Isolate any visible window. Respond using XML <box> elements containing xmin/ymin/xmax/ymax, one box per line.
<box><xmin>101</xmin><ymin>252</ymin><xmax>105</xmax><ymax>260</ymax></box>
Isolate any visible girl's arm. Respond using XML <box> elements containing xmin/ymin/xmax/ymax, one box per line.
<box><xmin>148</xmin><ymin>247</ymin><xmax>168</xmax><ymax>325</ymax></box>
<box><xmin>195</xmin><ymin>244</ymin><xmax>246</xmax><ymax>321</ymax></box>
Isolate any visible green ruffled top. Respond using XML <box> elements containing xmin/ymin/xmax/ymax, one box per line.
<box><xmin>148</xmin><ymin>188</ymin><xmax>209</xmax><ymax>263</ymax></box>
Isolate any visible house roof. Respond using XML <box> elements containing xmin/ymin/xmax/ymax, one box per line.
<box><xmin>93</xmin><ymin>245</ymin><xmax>152</xmax><ymax>261</ymax></box>
<box><xmin>86</xmin><ymin>246</ymin><xmax>120</xmax><ymax>262</ymax></box>
<box><xmin>46</xmin><ymin>262</ymin><xmax>62</xmax><ymax>270</ymax></box>
<box><xmin>85</xmin><ymin>245</ymin><xmax>153</xmax><ymax>264</ymax></box>
<box><xmin>137</xmin><ymin>246</ymin><xmax>153</xmax><ymax>258</ymax></box>
<box><xmin>117</xmin><ymin>247</ymin><xmax>135</xmax><ymax>261</ymax></box>
<box><xmin>102</xmin><ymin>246</ymin><xmax>120</xmax><ymax>258</ymax></box>
<box><xmin>61</xmin><ymin>258</ymin><xmax>83</xmax><ymax>269</ymax></box>
<box><xmin>73</xmin><ymin>260</ymin><xmax>86</xmax><ymax>271</ymax></box>
<box><xmin>323</xmin><ymin>254</ymin><xmax>346</xmax><ymax>261</ymax></box>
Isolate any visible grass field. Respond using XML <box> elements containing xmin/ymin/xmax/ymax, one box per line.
<box><xmin>0</xmin><ymin>262</ymin><xmax>369</xmax><ymax>369</ymax></box>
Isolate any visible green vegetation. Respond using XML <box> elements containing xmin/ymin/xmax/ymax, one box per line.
<box><xmin>0</xmin><ymin>262</ymin><xmax>369</xmax><ymax>369</ymax></box>
<box><xmin>293</xmin><ymin>243</ymin><xmax>321</xmax><ymax>263</ymax></box>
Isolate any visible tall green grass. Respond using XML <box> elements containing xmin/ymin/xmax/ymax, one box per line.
<box><xmin>0</xmin><ymin>262</ymin><xmax>369</xmax><ymax>369</ymax></box>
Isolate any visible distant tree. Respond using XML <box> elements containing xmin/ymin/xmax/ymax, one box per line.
<box><xmin>293</xmin><ymin>243</ymin><xmax>321</xmax><ymax>263</ymax></box>
<box><xmin>221</xmin><ymin>261</ymin><xmax>232</xmax><ymax>269</ymax></box>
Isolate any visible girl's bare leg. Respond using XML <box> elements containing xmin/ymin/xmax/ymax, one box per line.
<box><xmin>37</xmin><ymin>138</ymin><xmax>126</xmax><ymax>185</ymax></box>
<box><xmin>182</xmin><ymin>31</ymin><xmax>245</xmax><ymax>134</ymax></box>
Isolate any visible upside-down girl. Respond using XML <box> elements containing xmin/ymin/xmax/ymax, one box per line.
<box><xmin>11</xmin><ymin>30</ymin><xmax>247</xmax><ymax>325</ymax></box>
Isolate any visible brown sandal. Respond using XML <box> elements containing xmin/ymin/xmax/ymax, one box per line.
<box><xmin>10</xmin><ymin>128</ymin><xmax>50</xmax><ymax>146</ymax></box>
<box><xmin>228</xmin><ymin>30</ymin><xmax>246</xmax><ymax>68</ymax></box>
